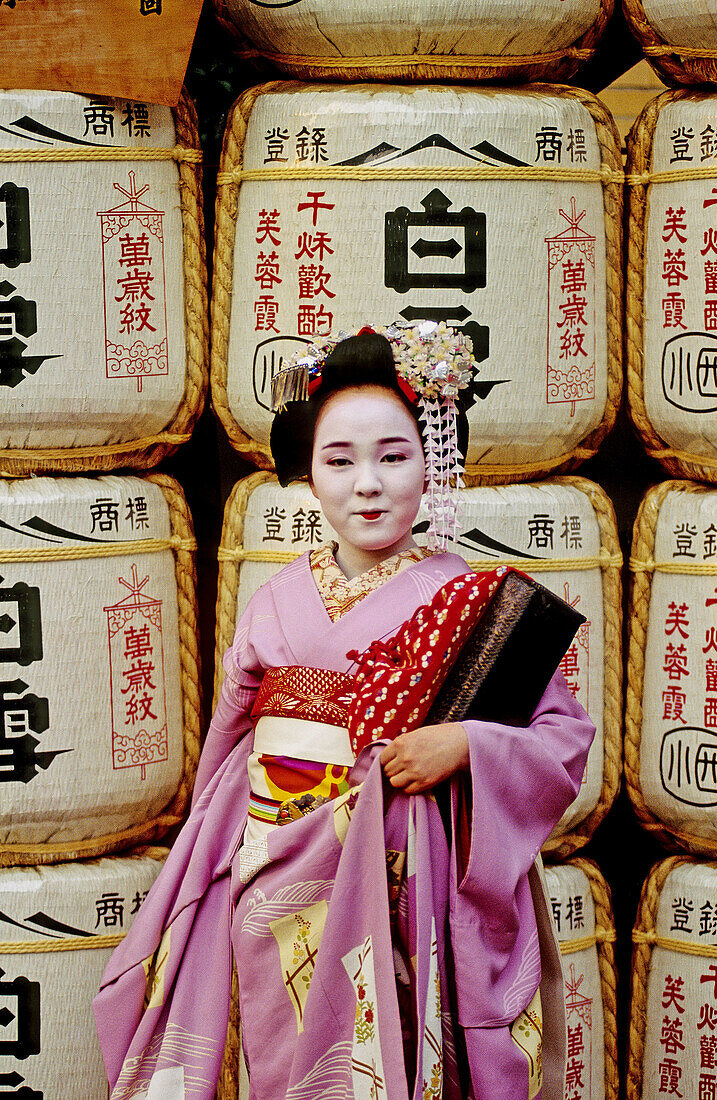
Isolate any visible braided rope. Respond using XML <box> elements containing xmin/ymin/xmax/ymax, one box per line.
<box><xmin>0</xmin><ymin>933</ymin><xmax>125</xmax><ymax>953</ymax></box>
<box><xmin>542</xmin><ymin>477</ymin><xmax>622</xmax><ymax>860</ymax></box>
<box><xmin>628</xmin><ymin>164</ymin><xmax>717</xmax><ymax>186</ymax></box>
<box><xmin>232</xmin><ymin>46</ymin><xmax>594</xmax><ymax>67</ymax></box>
<box><xmin>211</xmin><ymin>83</ymin><xmax>622</xmax><ymax>484</ymax></box>
<box><xmin>217</xmin><ymin>962</ymin><xmax>243</xmax><ymax>1100</ymax></box>
<box><xmin>217</xmin><ymin>545</ymin><xmax>621</xmax><ymax>571</ymax></box>
<box><xmin>623</xmin><ymin>480</ymin><xmax>717</xmax><ymax>856</ymax></box>
<box><xmin>2</xmin><ymin>90</ymin><xmax>207</xmax><ymax>477</ymax></box>
<box><xmin>623</xmin><ymin>0</ymin><xmax>717</xmax><ymax>85</ymax></box>
<box><xmin>633</xmin><ymin>928</ymin><xmax>717</xmax><ymax>956</ymax></box>
<box><xmin>213</xmin><ymin>472</ymin><xmax>275</xmax><ymax>707</ymax></box>
<box><xmin>627</xmin><ymin>856</ymin><xmax>693</xmax><ymax>1100</ymax></box>
<box><xmin>630</xmin><ymin>556</ymin><xmax>717</xmax><ymax>575</ymax></box>
<box><xmin>149</xmin><ymin>473</ymin><xmax>202</xmax><ymax>823</ymax></box>
<box><xmin>217</xmin><ymin>164</ymin><xmax>624</xmax><ymax>187</ymax></box>
<box><xmin>0</xmin><ymin>433</ymin><xmax>191</xmax><ymax>464</ymax></box>
<box><xmin>572</xmin><ymin>857</ymin><xmax>620</xmax><ymax>1100</ymax></box>
<box><xmin>0</xmin><ymin>146</ymin><xmax>200</xmax><ymax>163</ymax></box>
<box><xmin>219</xmin><ymin>0</ymin><xmax>612</xmax><ymax>84</ymax></box>
<box><xmin>211</xmin><ymin>85</ymin><xmax>277</xmax><ymax>468</ymax></box>
<box><xmin>559</xmin><ymin>928</ymin><xmax>617</xmax><ymax>954</ymax></box>
<box><xmin>0</xmin><ymin>536</ymin><xmax>195</xmax><ymax>563</ymax></box>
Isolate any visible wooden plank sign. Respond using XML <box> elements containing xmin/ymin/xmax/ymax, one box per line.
<box><xmin>0</xmin><ymin>0</ymin><xmax>203</xmax><ymax>107</ymax></box>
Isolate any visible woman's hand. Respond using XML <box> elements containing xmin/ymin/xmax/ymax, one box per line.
<box><xmin>380</xmin><ymin>722</ymin><xmax>469</xmax><ymax>794</ymax></box>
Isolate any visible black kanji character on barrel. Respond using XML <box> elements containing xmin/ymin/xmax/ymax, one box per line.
<box><xmin>0</xmin><ymin>679</ymin><xmax>69</xmax><ymax>783</ymax></box>
<box><xmin>385</xmin><ymin>189</ymin><xmax>490</xmax><ymax>364</ymax></box>
<box><xmin>0</xmin><ymin>577</ymin><xmax>42</xmax><ymax>667</ymax></box>
<box><xmin>0</xmin><ymin>967</ymin><xmax>40</xmax><ymax>1060</ymax></box>
<box><xmin>0</xmin><ymin>281</ymin><xmax>60</xmax><ymax>389</ymax></box>
<box><xmin>0</xmin><ymin>183</ymin><xmax>30</xmax><ymax>268</ymax></box>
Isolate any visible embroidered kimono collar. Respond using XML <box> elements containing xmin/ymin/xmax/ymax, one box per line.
<box><xmin>310</xmin><ymin>540</ymin><xmax>434</xmax><ymax>622</ymax></box>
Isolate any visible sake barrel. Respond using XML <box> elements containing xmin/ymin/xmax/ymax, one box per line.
<box><xmin>215</xmin><ymin>472</ymin><xmax>622</xmax><ymax>857</ymax></box>
<box><xmin>0</xmin><ymin>90</ymin><xmax>207</xmax><ymax>476</ymax></box>
<box><xmin>0</xmin><ymin>473</ymin><xmax>200</xmax><ymax>865</ymax></box>
<box><xmin>624</xmin><ymin>0</ymin><xmax>717</xmax><ymax>87</ymax></box>
<box><xmin>212</xmin><ymin>82</ymin><xmax>623</xmax><ymax>485</ymax></box>
<box><xmin>623</xmin><ymin>480</ymin><xmax>717</xmax><ymax>855</ymax></box>
<box><xmin>0</xmin><ymin>848</ymin><xmax>166</xmax><ymax>1099</ymax></box>
<box><xmin>626</xmin><ymin>89</ymin><xmax>717</xmax><ymax>483</ymax></box>
<box><xmin>544</xmin><ymin>858</ymin><xmax>618</xmax><ymax>1100</ymax></box>
<box><xmin>628</xmin><ymin>856</ymin><xmax>717</xmax><ymax>1099</ymax></box>
<box><xmin>214</xmin><ymin>0</ymin><xmax>613</xmax><ymax>84</ymax></box>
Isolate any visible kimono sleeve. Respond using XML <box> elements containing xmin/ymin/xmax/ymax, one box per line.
<box><xmin>457</xmin><ymin>668</ymin><xmax>595</xmax><ymax>918</ymax></box>
<box><xmin>449</xmin><ymin>669</ymin><xmax>595</xmax><ymax>1028</ymax></box>
<box><xmin>192</xmin><ymin>588</ymin><xmax>273</xmax><ymax>804</ymax></box>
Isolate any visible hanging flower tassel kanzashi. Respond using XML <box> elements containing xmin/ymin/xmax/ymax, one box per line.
<box><xmin>420</xmin><ymin>395</ymin><xmax>463</xmax><ymax>551</ymax></box>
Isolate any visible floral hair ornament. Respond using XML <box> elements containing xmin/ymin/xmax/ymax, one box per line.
<box><xmin>270</xmin><ymin>320</ymin><xmax>479</xmax><ymax>551</ymax></box>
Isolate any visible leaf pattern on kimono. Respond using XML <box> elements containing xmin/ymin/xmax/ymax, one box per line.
<box><xmin>240</xmin><ymin>880</ymin><xmax>334</xmax><ymax>936</ymax></box>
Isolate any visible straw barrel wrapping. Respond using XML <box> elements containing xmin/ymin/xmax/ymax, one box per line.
<box><xmin>214</xmin><ymin>0</ymin><xmax>613</xmax><ymax>84</ymax></box>
<box><xmin>543</xmin><ymin>858</ymin><xmax>618</xmax><ymax>1099</ymax></box>
<box><xmin>215</xmin><ymin>474</ymin><xmax>621</xmax><ymax>858</ymax></box>
<box><xmin>628</xmin><ymin>856</ymin><xmax>717</xmax><ymax>1100</ymax></box>
<box><xmin>0</xmin><ymin>848</ymin><xmax>166</xmax><ymax>1099</ymax></box>
<box><xmin>0</xmin><ymin>473</ymin><xmax>200</xmax><ymax>866</ymax></box>
<box><xmin>212</xmin><ymin>81</ymin><xmax>622</xmax><ymax>485</ymax></box>
<box><xmin>626</xmin><ymin>90</ymin><xmax>717</xmax><ymax>483</ymax></box>
<box><xmin>624</xmin><ymin>480</ymin><xmax>717</xmax><ymax>855</ymax></box>
<box><xmin>624</xmin><ymin>0</ymin><xmax>717</xmax><ymax>87</ymax></box>
<box><xmin>0</xmin><ymin>89</ymin><xmax>207</xmax><ymax>476</ymax></box>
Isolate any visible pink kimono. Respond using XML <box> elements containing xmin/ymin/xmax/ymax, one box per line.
<box><xmin>94</xmin><ymin>547</ymin><xmax>595</xmax><ymax>1099</ymax></box>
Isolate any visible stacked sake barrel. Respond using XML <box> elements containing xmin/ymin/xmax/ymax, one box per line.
<box><xmin>0</xmin><ymin>849</ymin><xmax>167</xmax><ymax>1096</ymax></box>
<box><xmin>627</xmin><ymin>88</ymin><xmax>717</xmax><ymax>482</ymax></box>
<box><xmin>543</xmin><ymin>858</ymin><xmax>619</xmax><ymax>1100</ymax></box>
<box><xmin>624</xmin><ymin>482</ymin><xmax>717</xmax><ymax>1096</ymax></box>
<box><xmin>215</xmin><ymin>0</ymin><xmax>613</xmax><ymax>83</ymax></box>
<box><xmin>0</xmin><ymin>85</ymin><xmax>206</xmax><ymax>1100</ymax></box>
<box><xmin>625</xmin><ymin>0</ymin><xmax>717</xmax><ymax>86</ymax></box>
<box><xmin>211</xmin><ymin>81</ymin><xmax>622</xmax><ymax>485</ymax></box>
<box><xmin>0</xmin><ymin>474</ymin><xmax>200</xmax><ymax>1096</ymax></box>
<box><xmin>629</xmin><ymin>857</ymin><xmax>717</xmax><ymax>1099</ymax></box>
<box><xmin>0</xmin><ymin>89</ymin><xmax>207</xmax><ymax>475</ymax></box>
<box><xmin>621</xmin><ymin>15</ymin><xmax>717</xmax><ymax>1090</ymax></box>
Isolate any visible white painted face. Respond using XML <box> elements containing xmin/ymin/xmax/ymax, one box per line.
<box><xmin>310</xmin><ymin>386</ymin><xmax>425</xmax><ymax>574</ymax></box>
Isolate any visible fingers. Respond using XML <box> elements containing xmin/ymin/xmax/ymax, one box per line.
<box><xmin>380</xmin><ymin>742</ymin><xmax>397</xmax><ymax>766</ymax></box>
<box><xmin>387</xmin><ymin>772</ymin><xmax>431</xmax><ymax>794</ymax></box>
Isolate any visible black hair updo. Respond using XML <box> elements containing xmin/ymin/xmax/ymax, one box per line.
<box><xmin>270</xmin><ymin>332</ymin><xmax>421</xmax><ymax>486</ymax></box>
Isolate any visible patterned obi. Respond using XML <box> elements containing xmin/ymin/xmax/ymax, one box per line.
<box><xmin>242</xmin><ymin>666</ymin><xmax>357</xmax><ymax>848</ymax></box>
